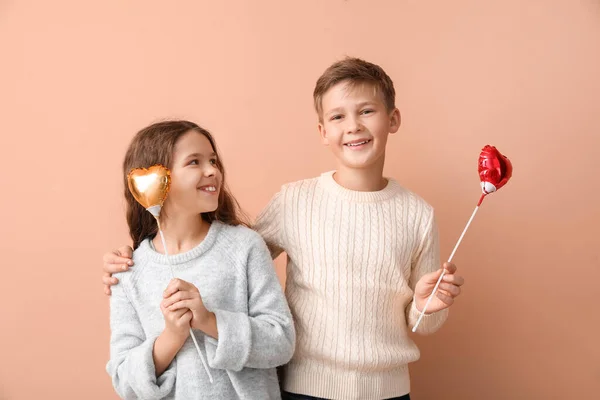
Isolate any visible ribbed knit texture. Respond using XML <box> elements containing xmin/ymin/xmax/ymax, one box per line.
<box><xmin>254</xmin><ymin>171</ymin><xmax>448</xmax><ymax>400</ymax></box>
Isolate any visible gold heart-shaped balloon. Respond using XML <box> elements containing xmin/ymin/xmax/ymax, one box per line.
<box><xmin>127</xmin><ymin>164</ymin><xmax>171</xmax><ymax>217</ymax></box>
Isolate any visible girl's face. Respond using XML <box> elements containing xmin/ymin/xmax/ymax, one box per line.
<box><xmin>165</xmin><ymin>130</ymin><xmax>222</xmax><ymax>217</ymax></box>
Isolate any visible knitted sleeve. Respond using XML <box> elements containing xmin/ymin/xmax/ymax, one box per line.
<box><xmin>204</xmin><ymin>233</ymin><xmax>295</xmax><ymax>370</ymax></box>
<box><xmin>406</xmin><ymin>212</ymin><xmax>449</xmax><ymax>334</ymax></box>
<box><xmin>106</xmin><ymin>275</ymin><xmax>176</xmax><ymax>399</ymax></box>
<box><xmin>253</xmin><ymin>190</ymin><xmax>285</xmax><ymax>259</ymax></box>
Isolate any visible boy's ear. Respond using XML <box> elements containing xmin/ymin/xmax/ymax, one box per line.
<box><xmin>389</xmin><ymin>108</ymin><xmax>401</xmax><ymax>134</ymax></box>
<box><xmin>318</xmin><ymin>123</ymin><xmax>330</xmax><ymax>145</ymax></box>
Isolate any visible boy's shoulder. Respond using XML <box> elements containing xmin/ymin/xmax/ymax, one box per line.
<box><xmin>389</xmin><ymin>178</ymin><xmax>436</xmax><ymax>222</ymax></box>
<box><xmin>390</xmin><ymin>178</ymin><xmax>434</xmax><ymax>208</ymax></box>
<box><xmin>277</xmin><ymin>173</ymin><xmax>322</xmax><ymax>192</ymax></box>
<box><xmin>260</xmin><ymin>174</ymin><xmax>323</xmax><ymax>206</ymax></box>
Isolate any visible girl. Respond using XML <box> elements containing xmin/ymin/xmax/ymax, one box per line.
<box><xmin>106</xmin><ymin>120</ymin><xmax>295</xmax><ymax>399</ymax></box>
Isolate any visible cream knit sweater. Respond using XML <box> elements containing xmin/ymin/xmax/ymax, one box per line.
<box><xmin>254</xmin><ymin>171</ymin><xmax>448</xmax><ymax>400</ymax></box>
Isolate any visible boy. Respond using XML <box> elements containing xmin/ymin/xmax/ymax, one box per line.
<box><xmin>102</xmin><ymin>57</ymin><xmax>464</xmax><ymax>400</ymax></box>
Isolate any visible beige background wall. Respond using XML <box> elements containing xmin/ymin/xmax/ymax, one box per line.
<box><xmin>1</xmin><ymin>1</ymin><xmax>598</xmax><ymax>398</ymax></box>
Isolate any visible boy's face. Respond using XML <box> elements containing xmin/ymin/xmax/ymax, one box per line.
<box><xmin>318</xmin><ymin>81</ymin><xmax>400</xmax><ymax>171</ymax></box>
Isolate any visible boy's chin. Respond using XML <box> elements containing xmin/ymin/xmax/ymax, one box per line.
<box><xmin>337</xmin><ymin>154</ymin><xmax>382</xmax><ymax>170</ymax></box>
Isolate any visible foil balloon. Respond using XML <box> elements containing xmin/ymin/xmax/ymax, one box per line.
<box><xmin>413</xmin><ymin>145</ymin><xmax>513</xmax><ymax>332</ymax></box>
<box><xmin>477</xmin><ymin>145</ymin><xmax>513</xmax><ymax>205</ymax></box>
<box><xmin>127</xmin><ymin>164</ymin><xmax>171</xmax><ymax>218</ymax></box>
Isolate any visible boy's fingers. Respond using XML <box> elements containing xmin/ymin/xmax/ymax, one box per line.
<box><xmin>104</xmin><ymin>286</ymin><xmax>112</xmax><ymax>296</ymax></box>
<box><xmin>104</xmin><ymin>263</ymin><xmax>129</xmax><ymax>274</ymax></box>
<box><xmin>442</xmin><ymin>274</ymin><xmax>465</xmax><ymax>286</ymax></box>
<box><xmin>103</xmin><ymin>256</ymin><xmax>132</xmax><ymax>274</ymax></box>
<box><xmin>117</xmin><ymin>246</ymin><xmax>134</xmax><ymax>259</ymax></box>
<box><xmin>436</xmin><ymin>291</ymin><xmax>454</xmax><ymax>305</ymax></box>
<box><xmin>104</xmin><ymin>254</ymin><xmax>132</xmax><ymax>266</ymax></box>
<box><xmin>422</xmin><ymin>269</ymin><xmax>443</xmax><ymax>284</ymax></box>
<box><xmin>442</xmin><ymin>262</ymin><xmax>457</xmax><ymax>274</ymax></box>
<box><xmin>103</xmin><ymin>250</ymin><xmax>127</xmax><ymax>264</ymax></box>
<box><xmin>102</xmin><ymin>274</ymin><xmax>119</xmax><ymax>286</ymax></box>
<box><xmin>438</xmin><ymin>282</ymin><xmax>461</xmax><ymax>297</ymax></box>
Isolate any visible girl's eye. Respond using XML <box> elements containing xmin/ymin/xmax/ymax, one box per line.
<box><xmin>209</xmin><ymin>159</ymin><xmax>217</xmax><ymax>166</ymax></box>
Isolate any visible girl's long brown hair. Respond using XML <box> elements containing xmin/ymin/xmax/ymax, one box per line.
<box><xmin>123</xmin><ymin>120</ymin><xmax>248</xmax><ymax>249</ymax></box>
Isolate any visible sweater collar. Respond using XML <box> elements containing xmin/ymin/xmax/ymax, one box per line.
<box><xmin>318</xmin><ymin>170</ymin><xmax>401</xmax><ymax>203</ymax></box>
<box><xmin>140</xmin><ymin>221</ymin><xmax>223</xmax><ymax>265</ymax></box>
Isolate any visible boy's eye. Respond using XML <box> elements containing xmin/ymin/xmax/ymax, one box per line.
<box><xmin>188</xmin><ymin>159</ymin><xmax>199</xmax><ymax>165</ymax></box>
<box><xmin>330</xmin><ymin>115</ymin><xmax>343</xmax><ymax>121</ymax></box>
<box><xmin>361</xmin><ymin>109</ymin><xmax>374</xmax><ymax>115</ymax></box>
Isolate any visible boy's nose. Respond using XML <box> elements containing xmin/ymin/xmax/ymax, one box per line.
<box><xmin>345</xmin><ymin>118</ymin><xmax>362</xmax><ymax>134</ymax></box>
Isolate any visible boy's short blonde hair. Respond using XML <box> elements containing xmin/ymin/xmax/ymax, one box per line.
<box><xmin>313</xmin><ymin>57</ymin><xmax>396</xmax><ymax>121</ymax></box>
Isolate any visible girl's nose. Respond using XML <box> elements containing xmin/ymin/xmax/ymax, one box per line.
<box><xmin>204</xmin><ymin>164</ymin><xmax>217</xmax><ymax>177</ymax></box>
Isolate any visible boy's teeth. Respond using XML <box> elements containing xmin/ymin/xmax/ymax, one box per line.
<box><xmin>346</xmin><ymin>140</ymin><xmax>369</xmax><ymax>147</ymax></box>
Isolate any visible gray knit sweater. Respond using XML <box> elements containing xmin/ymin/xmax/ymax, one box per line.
<box><xmin>106</xmin><ymin>221</ymin><xmax>295</xmax><ymax>399</ymax></box>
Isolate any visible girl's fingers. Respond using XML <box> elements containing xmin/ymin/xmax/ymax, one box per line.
<box><xmin>162</xmin><ymin>303</ymin><xmax>189</xmax><ymax>317</ymax></box>
<box><xmin>162</xmin><ymin>291</ymin><xmax>194</xmax><ymax>308</ymax></box>
<box><xmin>169</xmin><ymin>300</ymin><xmax>192</xmax><ymax>311</ymax></box>
<box><xmin>163</xmin><ymin>279</ymin><xmax>197</xmax><ymax>298</ymax></box>
<box><xmin>180</xmin><ymin>310</ymin><xmax>193</xmax><ymax>323</ymax></box>
<box><xmin>163</xmin><ymin>279</ymin><xmax>181</xmax><ymax>298</ymax></box>
<box><xmin>163</xmin><ymin>278</ymin><xmax>191</xmax><ymax>297</ymax></box>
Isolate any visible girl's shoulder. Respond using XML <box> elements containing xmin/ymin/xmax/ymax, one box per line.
<box><xmin>212</xmin><ymin>223</ymin><xmax>271</xmax><ymax>274</ymax></box>
<box><xmin>215</xmin><ymin>222</ymin><xmax>265</xmax><ymax>250</ymax></box>
<box><xmin>112</xmin><ymin>241</ymin><xmax>152</xmax><ymax>287</ymax></box>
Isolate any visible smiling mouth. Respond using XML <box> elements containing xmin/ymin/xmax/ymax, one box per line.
<box><xmin>198</xmin><ymin>185</ymin><xmax>217</xmax><ymax>192</ymax></box>
<box><xmin>344</xmin><ymin>139</ymin><xmax>372</xmax><ymax>147</ymax></box>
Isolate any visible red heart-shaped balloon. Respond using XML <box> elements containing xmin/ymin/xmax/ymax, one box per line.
<box><xmin>477</xmin><ymin>145</ymin><xmax>512</xmax><ymax>204</ymax></box>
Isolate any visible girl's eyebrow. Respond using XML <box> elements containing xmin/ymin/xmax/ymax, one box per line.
<box><xmin>184</xmin><ymin>152</ymin><xmax>217</xmax><ymax>159</ymax></box>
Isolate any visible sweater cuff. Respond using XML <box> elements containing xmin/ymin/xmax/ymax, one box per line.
<box><xmin>204</xmin><ymin>309</ymin><xmax>251</xmax><ymax>371</ymax></box>
<box><xmin>407</xmin><ymin>299</ymin><xmax>448</xmax><ymax>335</ymax></box>
<box><xmin>129</xmin><ymin>338</ymin><xmax>177</xmax><ymax>398</ymax></box>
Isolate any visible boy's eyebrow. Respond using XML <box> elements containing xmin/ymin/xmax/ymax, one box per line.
<box><xmin>325</xmin><ymin>101</ymin><xmax>378</xmax><ymax>116</ymax></box>
<box><xmin>325</xmin><ymin>107</ymin><xmax>343</xmax><ymax>116</ymax></box>
<box><xmin>356</xmin><ymin>101</ymin><xmax>377</xmax><ymax>107</ymax></box>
